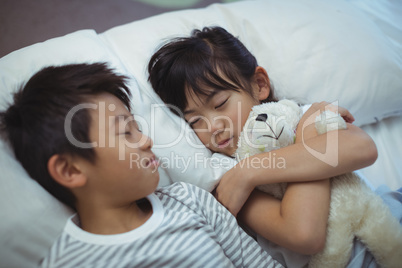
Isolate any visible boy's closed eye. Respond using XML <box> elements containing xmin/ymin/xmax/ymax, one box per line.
<box><xmin>114</xmin><ymin>115</ymin><xmax>141</xmax><ymax>135</ymax></box>
<box><xmin>125</xmin><ymin>122</ymin><xmax>142</xmax><ymax>136</ymax></box>
<box><xmin>124</xmin><ymin>128</ymin><xmax>133</xmax><ymax>136</ymax></box>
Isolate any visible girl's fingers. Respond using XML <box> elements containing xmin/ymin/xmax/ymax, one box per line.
<box><xmin>338</xmin><ymin>107</ymin><xmax>355</xmax><ymax>123</ymax></box>
<box><xmin>312</xmin><ymin>102</ymin><xmax>355</xmax><ymax>124</ymax></box>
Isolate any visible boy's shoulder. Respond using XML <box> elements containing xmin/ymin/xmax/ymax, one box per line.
<box><xmin>155</xmin><ymin>182</ymin><xmax>214</xmax><ymax>210</ymax></box>
<box><xmin>155</xmin><ymin>181</ymin><xmax>207</xmax><ymax>199</ymax></box>
<box><xmin>155</xmin><ymin>182</ymin><xmax>205</xmax><ymax>194</ymax></box>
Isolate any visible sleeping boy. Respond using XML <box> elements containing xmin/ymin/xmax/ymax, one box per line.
<box><xmin>0</xmin><ymin>63</ymin><xmax>283</xmax><ymax>267</ymax></box>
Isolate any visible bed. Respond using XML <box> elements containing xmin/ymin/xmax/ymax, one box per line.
<box><xmin>0</xmin><ymin>0</ymin><xmax>401</xmax><ymax>267</ymax></box>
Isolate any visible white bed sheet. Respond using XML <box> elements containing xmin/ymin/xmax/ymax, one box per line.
<box><xmin>360</xmin><ymin>115</ymin><xmax>402</xmax><ymax>191</ymax></box>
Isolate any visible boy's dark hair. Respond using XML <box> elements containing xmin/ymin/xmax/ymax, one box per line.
<box><xmin>148</xmin><ymin>26</ymin><xmax>276</xmax><ymax>115</ymax></box>
<box><xmin>0</xmin><ymin>63</ymin><xmax>131</xmax><ymax>210</ymax></box>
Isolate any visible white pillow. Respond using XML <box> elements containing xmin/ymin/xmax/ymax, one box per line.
<box><xmin>244</xmin><ymin>0</ymin><xmax>402</xmax><ymax>126</ymax></box>
<box><xmin>0</xmin><ymin>141</ymin><xmax>72</xmax><ymax>267</ymax></box>
<box><xmin>101</xmin><ymin>0</ymin><xmax>402</xmax><ymax>127</ymax></box>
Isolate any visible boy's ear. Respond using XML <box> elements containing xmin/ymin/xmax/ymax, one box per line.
<box><xmin>48</xmin><ymin>154</ymin><xmax>87</xmax><ymax>189</ymax></box>
<box><xmin>254</xmin><ymin>66</ymin><xmax>271</xmax><ymax>101</ymax></box>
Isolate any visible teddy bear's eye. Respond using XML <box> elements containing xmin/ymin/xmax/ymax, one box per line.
<box><xmin>256</xmin><ymin>113</ymin><xmax>268</xmax><ymax>122</ymax></box>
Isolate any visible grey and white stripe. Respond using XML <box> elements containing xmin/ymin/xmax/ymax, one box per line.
<box><xmin>41</xmin><ymin>182</ymin><xmax>283</xmax><ymax>268</ymax></box>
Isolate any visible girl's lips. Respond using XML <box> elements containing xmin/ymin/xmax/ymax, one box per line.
<box><xmin>217</xmin><ymin>137</ymin><xmax>233</xmax><ymax>148</ymax></box>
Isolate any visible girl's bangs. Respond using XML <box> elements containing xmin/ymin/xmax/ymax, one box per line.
<box><xmin>186</xmin><ymin>60</ymin><xmax>242</xmax><ymax>100</ymax></box>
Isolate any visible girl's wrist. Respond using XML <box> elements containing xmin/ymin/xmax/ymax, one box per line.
<box><xmin>237</xmin><ymin>159</ymin><xmax>259</xmax><ymax>189</ymax></box>
<box><xmin>240</xmin><ymin>155</ymin><xmax>279</xmax><ymax>188</ymax></box>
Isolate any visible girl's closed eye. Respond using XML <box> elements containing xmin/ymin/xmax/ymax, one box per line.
<box><xmin>215</xmin><ymin>98</ymin><xmax>228</xmax><ymax>109</ymax></box>
<box><xmin>188</xmin><ymin>117</ymin><xmax>200</xmax><ymax>127</ymax></box>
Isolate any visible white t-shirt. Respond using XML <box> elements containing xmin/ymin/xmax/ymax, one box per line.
<box><xmin>40</xmin><ymin>182</ymin><xmax>283</xmax><ymax>268</ymax></box>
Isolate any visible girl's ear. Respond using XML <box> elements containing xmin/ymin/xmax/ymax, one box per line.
<box><xmin>48</xmin><ymin>154</ymin><xmax>87</xmax><ymax>189</ymax></box>
<box><xmin>254</xmin><ymin>66</ymin><xmax>271</xmax><ymax>101</ymax></box>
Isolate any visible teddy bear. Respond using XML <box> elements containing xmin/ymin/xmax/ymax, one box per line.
<box><xmin>235</xmin><ymin>99</ymin><xmax>402</xmax><ymax>268</ymax></box>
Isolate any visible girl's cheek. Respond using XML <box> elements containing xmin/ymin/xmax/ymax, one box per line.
<box><xmin>199</xmin><ymin>133</ymin><xmax>211</xmax><ymax>147</ymax></box>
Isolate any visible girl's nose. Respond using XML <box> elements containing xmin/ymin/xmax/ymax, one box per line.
<box><xmin>210</xmin><ymin>116</ymin><xmax>225</xmax><ymax>134</ymax></box>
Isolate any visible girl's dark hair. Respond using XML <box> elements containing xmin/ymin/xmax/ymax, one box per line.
<box><xmin>148</xmin><ymin>26</ymin><xmax>276</xmax><ymax>114</ymax></box>
<box><xmin>0</xmin><ymin>63</ymin><xmax>131</xmax><ymax>210</ymax></box>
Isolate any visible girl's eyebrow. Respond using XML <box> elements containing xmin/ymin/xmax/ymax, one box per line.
<box><xmin>183</xmin><ymin>109</ymin><xmax>194</xmax><ymax>115</ymax></box>
<box><xmin>184</xmin><ymin>90</ymin><xmax>219</xmax><ymax>115</ymax></box>
<box><xmin>205</xmin><ymin>90</ymin><xmax>219</xmax><ymax>103</ymax></box>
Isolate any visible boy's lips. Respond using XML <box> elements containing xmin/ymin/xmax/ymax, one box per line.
<box><xmin>146</xmin><ymin>155</ymin><xmax>159</xmax><ymax>169</ymax></box>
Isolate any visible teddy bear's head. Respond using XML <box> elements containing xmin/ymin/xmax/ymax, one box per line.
<box><xmin>235</xmin><ymin>99</ymin><xmax>303</xmax><ymax>160</ymax></box>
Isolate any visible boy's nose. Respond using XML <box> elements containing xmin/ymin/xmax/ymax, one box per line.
<box><xmin>139</xmin><ymin>133</ymin><xmax>153</xmax><ymax>150</ymax></box>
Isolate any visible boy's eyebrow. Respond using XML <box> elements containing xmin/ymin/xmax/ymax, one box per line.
<box><xmin>183</xmin><ymin>90</ymin><xmax>218</xmax><ymax>115</ymax></box>
<box><xmin>111</xmin><ymin>114</ymin><xmax>134</xmax><ymax>127</ymax></box>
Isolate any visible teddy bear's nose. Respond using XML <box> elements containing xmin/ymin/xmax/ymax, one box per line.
<box><xmin>256</xmin><ymin>113</ymin><xmax>268</xmax><ymax>122</ymax></box>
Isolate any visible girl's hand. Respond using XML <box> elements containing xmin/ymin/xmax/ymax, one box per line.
<box><xmin>296</xmin><ymin>102</ymin><xmax>354</xmax><ymax>143</ymax></box>
<box><xmin>303</xmin><ymin>101</ymin><xmax>354</xmax><ymax>125</ymax></box>
<box><xmin>214</xmin><ymin>165</ymin><xmax>255</xmax><ymax>217</ymax></box>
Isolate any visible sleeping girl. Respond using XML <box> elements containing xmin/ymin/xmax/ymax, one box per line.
<box><xmin>147</xmin><ymin>26</ymin><xmax>398</xmax><ymax>267</ymax></box>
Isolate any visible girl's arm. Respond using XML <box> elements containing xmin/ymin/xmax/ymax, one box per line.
<box><xmin>221</xmin><ymin>102</ymin><xmax>331</xmax><ymax>254</ymax></box>
<box><xmin>214</xmin><ymin>103</ymin><xmax>377</xmax><ymax>253</ymax></box>
<box><xmin>234</xmin><ymin>103</ymin><xmax>334</xmax><ymax>254</ymax></box>
<box><xmin>215</xmin><ymin>109</ymin><xmax>377</xmax><ymax>216</ymax></box>
<box><xmin>238</xmin><ymin>182</ymin><xmax>330</xmax><ymax>255</ymax></box>
<box><xmin>216</xmin><ymin>103</ymin><xmax>377</xmax><ymax>254</ymax></box>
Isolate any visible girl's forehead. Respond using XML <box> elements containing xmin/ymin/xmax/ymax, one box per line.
<box><xmin>184</xmin><ymin>88</ymin><xmax>206</xmax><ymax>110</ymax></box>
<box><xmin>185</xmin><ymin>86</ymin><xmax>219</xmax><ymax>106</ymax></box>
